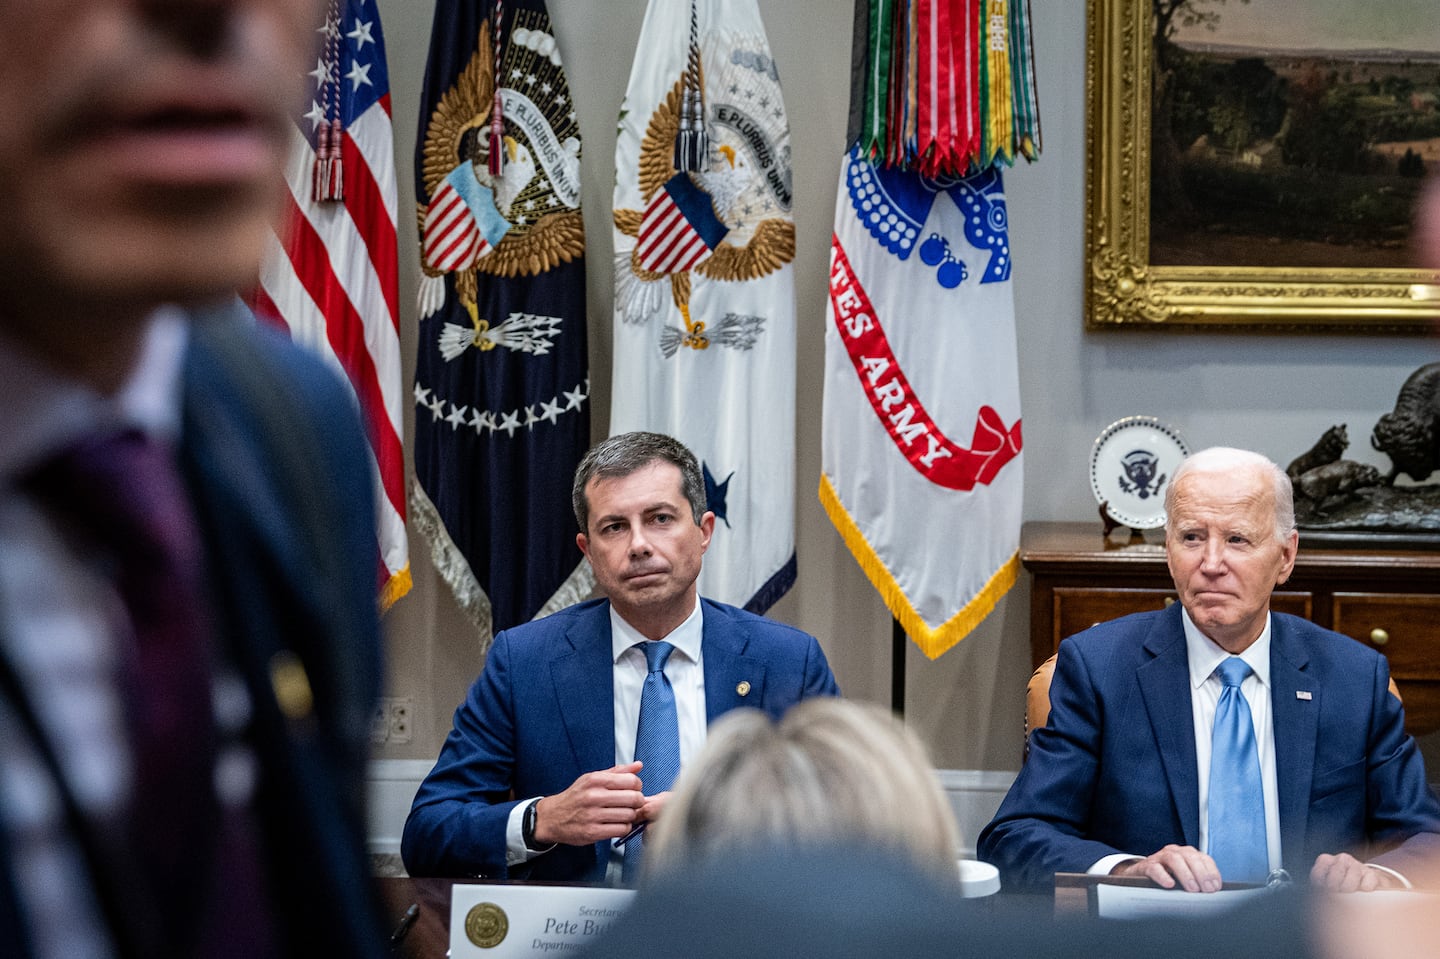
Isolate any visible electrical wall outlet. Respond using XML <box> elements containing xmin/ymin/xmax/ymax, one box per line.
<box><xmin>371</xmin><ymin>697</ymin><xmax>414</xmax><ymax>745</ymax></box>
<box><xmin>387</xmin><ymin>697</ymin><xmax>413</xmax><ymax>744</ymax></box>
<box><xmin>370</xmin><ymin>702</ymin><xmax>389</xmax><ymax>745</ymax></box>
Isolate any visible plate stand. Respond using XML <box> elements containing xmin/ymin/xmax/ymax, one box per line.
<box><xmin>1098</xmin><ymin>502</ymin><xmax>1147</xmax><ymax>544</ymax></box>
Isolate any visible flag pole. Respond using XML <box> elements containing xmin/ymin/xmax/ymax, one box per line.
<box><xmin>891</xmin><ymin>617</ymin><xmax>906</xmax><ymax>717</ymax></box>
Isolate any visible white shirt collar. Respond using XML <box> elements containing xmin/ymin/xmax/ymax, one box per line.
<box><xmin>610</xmin><ymin>598</ymin><xmax>704</xmax><ymax>665</ymax></box>
<box><xmin>1183</xmin><ymin>606</ymin><xmax>1272</xmax><ymax>691</ymax></box>
<box><xmin>0</xmin><ymin>308</ymin><xmax>188</xmax><ymax>483</ymax></box>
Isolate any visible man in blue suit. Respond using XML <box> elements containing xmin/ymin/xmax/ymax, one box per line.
<box><xmin>0</xmin><ymin>1</ymin><xmax>389</xmax><ymax>956</ymax></box>
<box><xmin>980</xmin><ymin>448</ymin><xmax>1440</xmax><ymax>892</ymax></box>
<box><xmin>403</xmin><ymin>431</ymin><xmax>839</xmax><ymax>883</ymax></box>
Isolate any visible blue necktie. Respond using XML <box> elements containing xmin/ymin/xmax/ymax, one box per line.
<box><xmin>623</xmin><ymin>641</ymin><xmax>679</xmax><ymax>882</ymax></box>
<box><xmin>1208</xmin><ymin>657</ymin><xmax>1268</xmax><ymax>883</ymax></box>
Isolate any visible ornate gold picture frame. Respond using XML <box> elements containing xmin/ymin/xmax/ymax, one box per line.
<box><xmin>1084</xmin><ymin>0</ymin><xmax>1440</xmax><ymax>332</ymax></box>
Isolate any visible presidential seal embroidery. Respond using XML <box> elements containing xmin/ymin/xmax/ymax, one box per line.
<box><xmin>418</xmin><ymin>11</ymin><xmax>585</xmax><ymax>355</ymax></box>
<box><xmin>613</xmin><ymin>31</ymin><xmax>795</xmax><ymax>356</ymax></box>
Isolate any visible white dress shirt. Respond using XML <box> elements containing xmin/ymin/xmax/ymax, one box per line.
<box><xmin>507</xmin><ymin>599</ymin><xmax>708</xmax><ymax>882</ymax></box>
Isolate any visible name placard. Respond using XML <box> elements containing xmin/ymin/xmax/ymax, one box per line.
<box><xmin>449</xmin><ymin>884</ymin><xmax>636</xmax><ymax>957</ymax></box>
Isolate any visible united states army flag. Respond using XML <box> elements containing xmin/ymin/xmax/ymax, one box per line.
<box><xmin>820</xmin><ymin>149</ymin><xmax>1024</xmax><ymax>657</ymax></box>
<box><xmin>611</xmin><ymin>0</ymin><xmax>797</xmax><ymax>612</ymax></box>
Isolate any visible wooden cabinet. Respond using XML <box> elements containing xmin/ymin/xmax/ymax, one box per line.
<box><xmin>1021</xmin><ymin>522</ymin><xmax>1440</xmax><ymax>736</ymax></box>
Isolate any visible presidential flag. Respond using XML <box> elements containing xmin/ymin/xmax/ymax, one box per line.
<box><xmin>253</xmin><ymin>0</ymin><xmax>409</xmax><ymax>609</ymax></box>
<box><xmin>611</xmin><ymin>0</ymin><xmax>798</xmax><ymax>613</ymax></box>
<box><xmin>412</xmin><ymin>0</ymin><xmax>591</xmax><ymax>642</ymax></box>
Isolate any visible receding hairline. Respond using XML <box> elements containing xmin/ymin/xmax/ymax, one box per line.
<box><xmin>1164</xmin><ymin>446</ymin><xmax>1295</xmax><ymax>540</ymax></box>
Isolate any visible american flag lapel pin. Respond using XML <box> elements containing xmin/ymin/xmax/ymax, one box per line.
<box><xmin>1296</xmin><ymin>690</ymin><xmax>1313</xmax><ymax>701</ymax></box>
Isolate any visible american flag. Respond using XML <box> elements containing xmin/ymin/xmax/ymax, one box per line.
<box><xmin>251</xmin><ymin>0</ymin><xmax>410</xmax><ymax>609</ymax></box>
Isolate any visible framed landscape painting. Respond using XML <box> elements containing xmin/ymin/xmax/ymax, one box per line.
<box><xmin>1085</xmin><ymin>0</ymin><xmax>1440</xmax><ymax>331</ymax></box>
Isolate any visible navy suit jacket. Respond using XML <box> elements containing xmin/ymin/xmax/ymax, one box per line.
<box><xmin>978</xmin><ymin>604</ymin><xmax>1440</xmax><ymax>889</ymax></box>
<box><xmin>0</xmin><ymin>306</ymin><xmax>389</xmax><ymax>959</ymax></box>
<box><xmin>401</xmin><ymin>597</ymin><xmax>839</xmax><ymax>882</ymax></box>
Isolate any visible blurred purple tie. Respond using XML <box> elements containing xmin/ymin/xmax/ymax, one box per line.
<box><xmin>30</xmin><ymin>429</ymin><xmax>267</xmax><ymax>955</ymax></box>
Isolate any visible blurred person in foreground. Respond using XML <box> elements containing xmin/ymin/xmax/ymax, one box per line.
<box><xmin>1417</xmin><ymin>170</ymin><xmax>1440</xmax><ymax>275</ymax></box>
<box><xmin>580</xmin><ymin>698</ymin><xmax>975</xmax><ymax>959</ymax></box>
<box><xmin>980</xmin><ymin>448</ymin><xmax>1440</xmax><ymax>893</ymax></box>
<box><xmin>0</xmin><ymin>1</ymin><xmax>388</xmax><ymax>957</ymax></box>
<box><xmin>642</xmin><ymin>697</ymin><xmax>961</xmax><ymax>883</ymax></box>
<box><xmin>402</xmin><ymin>431</ymin><xmax>838</xmax><ymax>884</ymax></box>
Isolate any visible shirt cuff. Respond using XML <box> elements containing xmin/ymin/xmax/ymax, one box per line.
<box><xmin>1090</xmin><ymin>853</ymin><xmax>1142</xmax><ymax>876</ymax></box>
<box><xmin>506</xmin><ymin>798</ymin><xmax>539</xmax><ymax>867</ymax></box>
<box><xmin>1367</xmin><ymin>863</ymin><xmax>1411</xmax><ymax>889</ymax></box>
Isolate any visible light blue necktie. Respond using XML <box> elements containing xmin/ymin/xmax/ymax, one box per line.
<box><xmin>1207</xmin><ymin>657</ymin><xmax>1269</xmax><ymax>883</ymax></box>
<box><xmin>623</xmin><ymin>641</ymin><xmax>678</xmax><ymax>882</ymax></box>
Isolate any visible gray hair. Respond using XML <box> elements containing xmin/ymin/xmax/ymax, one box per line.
<box><xmin>642</xmin><ymin>698</ymin><xmax>962</xmax><ymax>884</ymax></box>
<box><xmin>1164</xmin><ymin>446</ymin><xmax>1295</xmax><ymax>541</ymax></box>
<box><xmin>571</xmin><ymin>431</ymin><xmax>707</xmax><ymax>533</ymax></box>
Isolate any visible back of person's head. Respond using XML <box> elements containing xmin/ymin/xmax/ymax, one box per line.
<box><xmin>1165</xmin><ymin>446</ymin><xmax>1295</xmax><ymax>540</ymax></box>
<box><xmin>642</xmin><ymin>697</ymin><xmax>961</xmax><ymax>883</ymax></box>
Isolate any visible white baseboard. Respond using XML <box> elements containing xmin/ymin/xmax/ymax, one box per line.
<box><xmin>366</xmin><ymin>759</ymin><xmax>1019</xmax><ymax>860</ymax></box>
<box><xmin>936</xmin><ymin>769</ymin><xmax>1016</xmax><ymax>858</ymax></box>
<box><xmin>367</xmin><ymin>759</ymin><xmax>434</xmax><ymax>855</ymax></box>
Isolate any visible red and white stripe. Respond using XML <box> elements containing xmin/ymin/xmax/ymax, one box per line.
<box><xmin>422</xmin><ymin>180</ymin><xmax>492</xmax><ymax>272</ymax></box>
<box><xmin>636</xmin><ymin>192</ymin><xmax>712</xmax><ymax>274</ymax></box>
<box><xmin>255</xmin><ymin>94</ymin><xmax>410</xmax><ymax>608</ymax></box>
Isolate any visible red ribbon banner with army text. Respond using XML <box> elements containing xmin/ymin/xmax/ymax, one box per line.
<box><xmin>828</xmin><ymin>237</ymin><xmax>1022</xmax><ymax>491</ymax></box>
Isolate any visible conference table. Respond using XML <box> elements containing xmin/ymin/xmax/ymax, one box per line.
<box><xmin>377</xmin><ymin>871</ymin><xmax>1439</xmax><ymax>959</ymax></box>
<box><xmin>378</xmin><ymin>876</ymin><xmax>453</xmax><ymax>959</ymax></box>
<box><xmin>375</xmin><ymin>873</ymin><xmax>1044</xmax><ymax>958</ymax></box>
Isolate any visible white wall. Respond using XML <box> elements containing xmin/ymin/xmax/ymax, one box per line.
<box><xmin>373</xmin><ymin>0</ymin><xmax>1440</xmax><ymax>786</ymax></box>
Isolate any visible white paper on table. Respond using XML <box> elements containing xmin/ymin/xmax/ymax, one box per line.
<box><xmin>1094</xmin><ymin>882</ymin><xmax>1269</xmax><ymax>919</ymax></box>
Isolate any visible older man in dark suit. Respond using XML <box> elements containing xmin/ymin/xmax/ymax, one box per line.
<box><xmin>980</xmin><ymin>448</ymin><xmax>1440</xmax><ymax>892</ymax></box>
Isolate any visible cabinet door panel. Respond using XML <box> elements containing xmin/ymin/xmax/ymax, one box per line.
<box><xmin>1053</xmin><ymin>588</ymin><xmax>1173</xmax><ymax>643</ymax></box>
<box><xmin>1332</xmin><ymin>593</ymin><xmax>1440</xmax><ymax>736</ymax></box>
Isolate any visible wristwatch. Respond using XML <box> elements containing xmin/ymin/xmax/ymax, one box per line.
<box><xmin>522</xmin><ymin>798</ymin><xmax>545</xmax><ymax>851</ymax></box>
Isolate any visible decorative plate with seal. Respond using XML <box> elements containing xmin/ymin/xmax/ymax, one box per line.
<box><xmin>1089</xmin><ymin>416</ymin><xmax>1190</xmax><ymax>530</ymax></box>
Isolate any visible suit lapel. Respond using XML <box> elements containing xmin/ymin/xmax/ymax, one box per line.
<box><xmin>1137</xmin><ymin>609</ymin><xmax>1202</xmax><ymax>848</ymax></box>
<box><xmin>180</xmin><ymin>315</ymin><xmax>330</xmax><ymax>638</ymax></box>
<box><xmin>551</xmin><ymin>602</ymin><xmax>617</xmax><ymax>773</ymax></box>
<box><xmin>700</xmin><ymin>602</ymin><xmax>767</xmax><ymax>721</ymax></box>
<box><xmin>1269</xmin><ymin>616</ymin><xmax>1316</xmax><ymax>871</ymax></box>
<box><xmin>178</xmin><ymin>311</ymin><xmax>386</xmax><ymax>956</ymax></box>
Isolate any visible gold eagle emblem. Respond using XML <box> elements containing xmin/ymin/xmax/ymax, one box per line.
<box><xmin>613</xmin><ymin>72</ymin><xmax>795</xmax><ymax>341</ymax></box>
<box><xmin>417</xmin><ymin>19</ymin><xmax>585</xmax><ymax>337</ymax></box>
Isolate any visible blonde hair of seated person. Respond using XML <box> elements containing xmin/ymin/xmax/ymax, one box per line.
<box><xmin>642</xmin><ymin>698</ymin><xmax>961</xmax><ymax>881</ymax></box>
